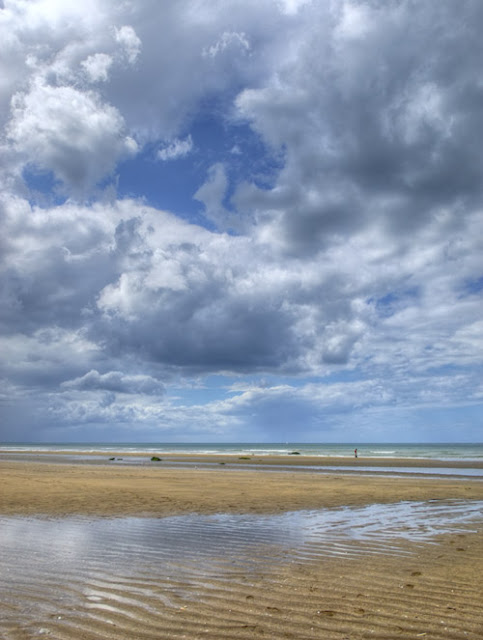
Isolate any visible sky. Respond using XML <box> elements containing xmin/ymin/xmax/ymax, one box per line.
<box><xmin>0</xmin><ymin>0</ymin><xmax>482</xmax><ymax>444</ymax></box>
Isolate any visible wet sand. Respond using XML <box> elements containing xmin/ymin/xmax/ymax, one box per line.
<box><xmin>1</xmin><ymin>456</ymin><xmax>483</xmax><ymax>639</ymax></box>
<box><xmin>4</xmin><ymin>449</ymin><xmax>483</xmax><ymax>468</ymax></box>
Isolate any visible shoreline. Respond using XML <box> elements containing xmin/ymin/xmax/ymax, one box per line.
<box><xmin>2</xmin><ymin>449</ymin><xmax>483</xmax><ymax>467</ymax></box>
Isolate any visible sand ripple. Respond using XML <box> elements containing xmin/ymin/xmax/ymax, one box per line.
<box><xmin>1</xmin><ymin>500</ymin><xmax>483</xmax><ymax>639</ymax></box>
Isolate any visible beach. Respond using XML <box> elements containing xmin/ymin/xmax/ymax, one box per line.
<box><xmin>1</xmin><ymin>454</ymin><xmax>483</xmax><ymax>639</ymax></box>
<box><xmin>1</xmin><ymin>455</ymin><xmax>483</xmax><ymax>516</ymax></box>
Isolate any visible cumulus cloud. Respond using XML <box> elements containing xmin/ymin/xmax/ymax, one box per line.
<box><xmin>202</xmin><ymin>31</ymin><xmax>250</xmax><ymax>58</ymax></box>
<box><xmin>0</xmin><ymin>326</ymin><xmax>100</xmax><ymax>391</ymax></box>
<box><xmin>0</xmin><ymin>0</ymin><xmax>286</xmax><ymax>199</ymax></box>
<box><xmin>7</xmin><ymin>80</ymin><xmax>137</xmax><ymax>194</ymax></box>
<box><xmin>234</xmin><ymin>0</ymin><xmax>483</xmax><ymax>253</ymax></box>
<box><xmin>157</xmin><ymin>135</ymin><xmax>193</xmax><ymax>161</ymax></box>
<box><xmin>81</xmin><ymin>53</ymin><xmax>113</xmax><ymax>83</ymax></box>
<box><xmin>0</xmin><ymin>0</ymin><xmax>482</xmax><ymax>442</ymax></box>
<box><xmin>114</xmin><ymin>25</ymin><xmax>141</xmax><ymax>65</ymax></box>
<box><xmin>61</xmin><ymin>370</ymin><xmax>165</xmax><ymax>395</ymax></box>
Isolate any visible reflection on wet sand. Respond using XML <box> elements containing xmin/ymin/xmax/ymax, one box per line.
<box><xmin>1</xmin><ymin>500</ymin><xmax>483</xmax><ymax>639</ymax></box>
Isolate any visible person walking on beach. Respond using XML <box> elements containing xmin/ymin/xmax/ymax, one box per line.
<box><xmin>354</xmin><ymin>448</ymin><xmax>358</xmax><ymax>459</ymax></box>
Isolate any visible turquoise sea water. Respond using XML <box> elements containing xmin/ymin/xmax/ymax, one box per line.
<box><xmin>1</xmin><ymin>442</ymin><xmax>483</xmax><ymax>460</ymax></box>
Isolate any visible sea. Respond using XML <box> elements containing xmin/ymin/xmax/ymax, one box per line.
<box><xmin>1</xmin><ymin>442</ymin><xmax>483</xmax><ymax>461</ymax></box>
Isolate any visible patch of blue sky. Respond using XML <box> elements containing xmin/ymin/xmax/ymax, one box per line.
<box><xmin>371</xmin><ymin>287</ymin><xmax>420</xmax><ymax>318</ymax></box>
<box><xmin>421</xmin><ymin>361</ymin><xmax>482</xmax><ymax>377</ymax></box>
<box><xmin>22</xmin><ymin>166</ymin><xmax>67</xmax><ymax>207</ymax></box>
<box><xmin>116</xmin><ymin>109</ymin><xmax>283</xmax><ymax>228</ymax></box>
<box><xmin>462</xmin><ymin>275</ymin><xmax>483</xmax><ymax>296</ymax></box>
<box><xmin>116</xmin><ymin>144</ymin><xmax>207</xmax><ymax>222</ymax></box>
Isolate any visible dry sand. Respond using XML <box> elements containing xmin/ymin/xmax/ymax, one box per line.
<box><xmin>1</xmin><ymin>456</ymin><xmax>483</xmax><ymax>517</ymax></box>
<box><xmin>1</xmin><ymin>456</ymin><xmax>483</xmax><ymax>639</ymax></box>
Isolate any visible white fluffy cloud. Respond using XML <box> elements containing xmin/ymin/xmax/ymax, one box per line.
<box><xmin>62</xmin><ymin>370</ymin><xmax>165</xmax><ymax>395</ymax></box>
<box><xmin>114</xmin><ymin>25</ymin><xmax>141</xmax><ymax>65</ymax></box>
<box><xmin>157</xmin><ymin>135</ymin><xmax>193</xmax><ymax>161</ymax></box>
<box><xmin>0</xmin><ymin>0</ymin><xmax>482</xmax><ymax>441</ymax></box>
<box><xmin>202</xmin><ymin>31</ymin><xmax>250</xmax><ymax>58</ymax></box>
<box><xmin>81</xmin><ymin>53</ymin><xmax>114</xmax><ymax>83</ymax></box>
<box><xmin>7</xmin><ymin>81</ymin><xmax>137</xmax><ymax>193</ymax></box>
<box><xmin>0</xmin><ymin>0</ymin><xmax>286</xmax><ymax>197</ymax></box>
